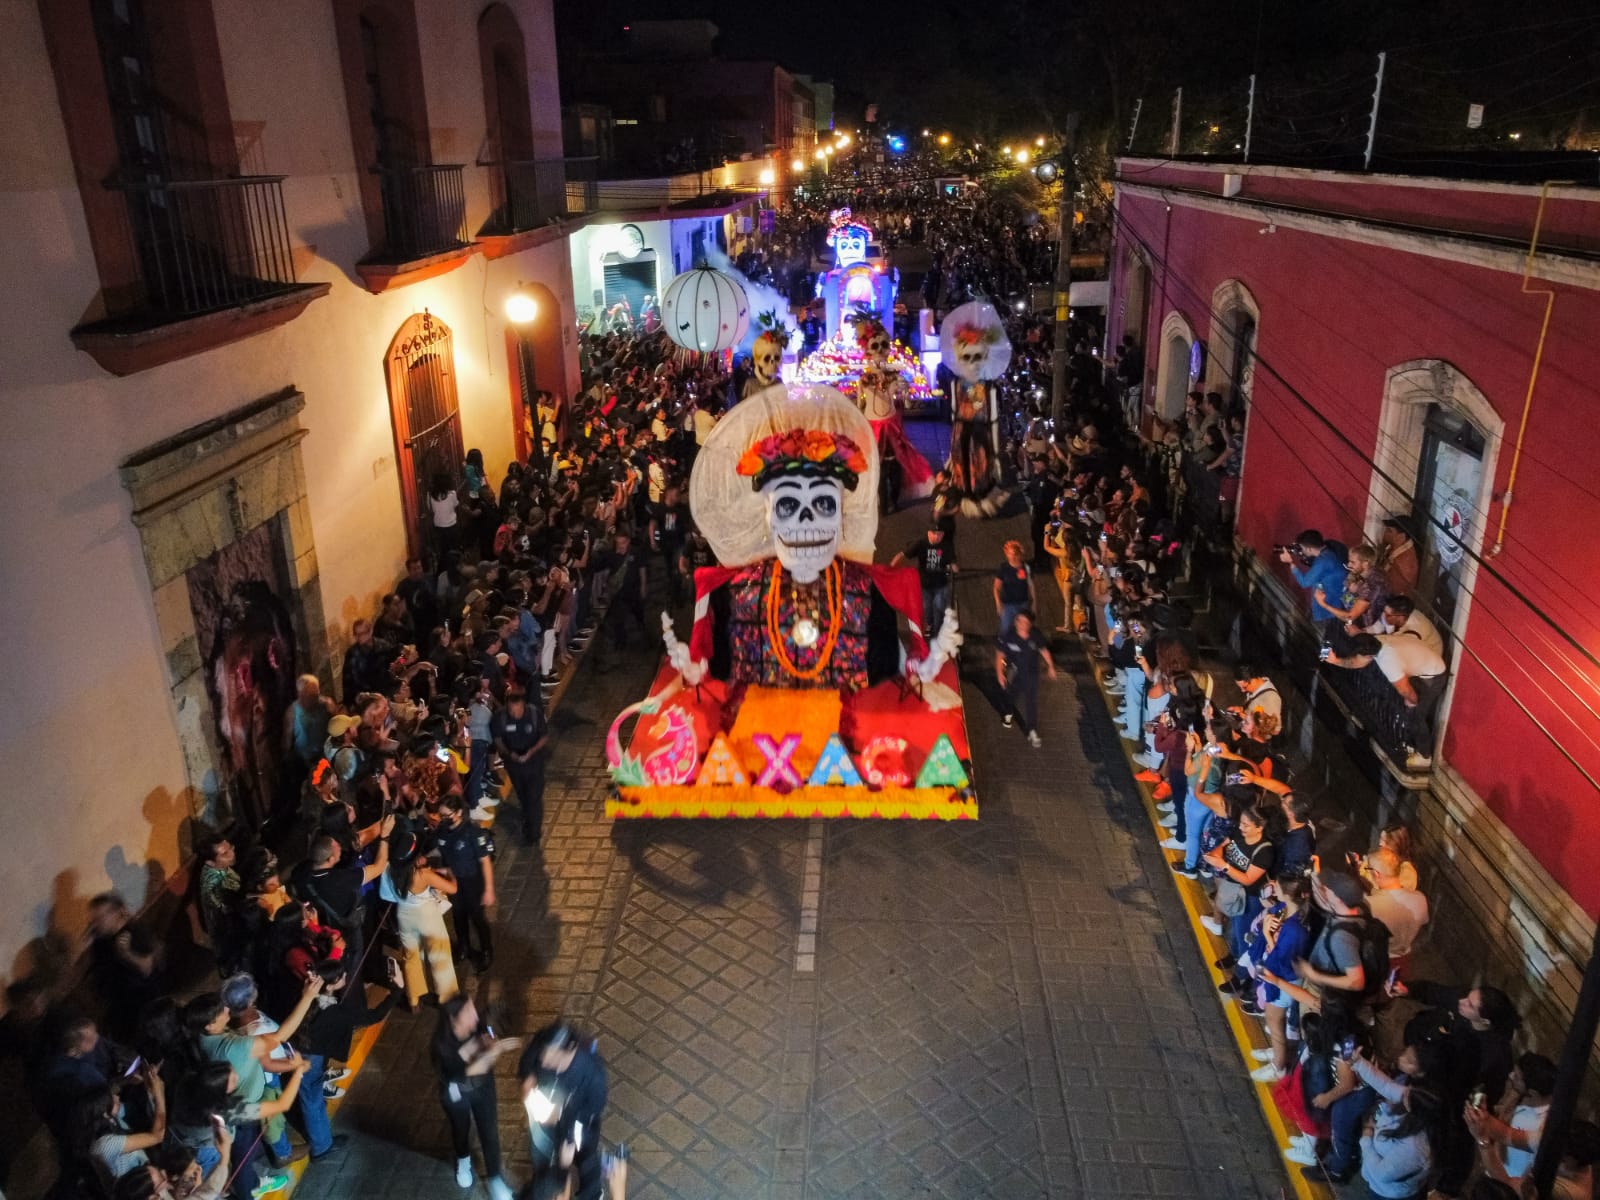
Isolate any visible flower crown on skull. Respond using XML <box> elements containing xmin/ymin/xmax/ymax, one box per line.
<box><xmin>847</xmin><ymin>304</ymin><xmax>888</xmax><ymax>349</ymax></box>
<box><xmin>953</xmin><ymin>323</ymin><xmax>1003</xmax><ymax>349</ymax></box>
<box><xmin>736</xmin><ymin>430</ymin><xmax>868</xmax><ymax>492</ymax></box>
<box><xmin>752</xmin><ymin>309</ymin><xmax>795</xmax><ymax>352</ymax></box>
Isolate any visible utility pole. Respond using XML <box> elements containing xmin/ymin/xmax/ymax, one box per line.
<box><xmin>1169</xmin><ymin>87</ymin><xmax>1182</xmax><ymax>156</ymax></box>
<box><xmin>1363</xmin><ymin>51</ymin><xmax>1387</xmax><ymax>170</ymax></box>
<box><xmin>1050</xmin><ymin>115</ymin><xmax>1080</xmax><ymax>423</ymax></box>
<box><xmin>1243</xmin><ymin>74</ymin><xmax>1256</xmax><ymax>163</ymax></box>
<box><xmin>1126</xmin><ymin>98</ymin><xmax>1143</xmax><ymax>151</ymax></box>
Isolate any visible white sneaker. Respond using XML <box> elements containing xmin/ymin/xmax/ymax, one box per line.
<box><xmin>470</xmin><ymin>806</ymin><xmax>493</xmax><ymax>821</ymax></box>
<box><xmin>1283</xmin><ymin>1143</ymin><xmax>1318</xmax><ymax>1166</ymax></box>
<box><xmin>1156</xmin><ymin>802</ymin><xmax>1176</xmax><ymax>813</ymax></box>
<box><xmin>1201</xmin><ymin>916</ymin><xmax>1223</xmax><ymax>936</ymax></box>
<box><xmin>487</xmin><ymin>1177</ymin><xmax>514</xmax><ymax>1200</ymax></box>
<box><xmin>1251</xmin><ymin>1063</ymin><xmax>1285</xmax><ymax>1083</ymax></box>
<box><xmin>456</xmin><ymin>1157</ymin><xmax>474</xmax><ymax>1189</ymax></box>
<box><xmin>478</xmin><ymin>795</ymin><xmax>499</xmax><ymax>807</ymax></box>
<box><xmin>1027</xmin><ymin>731</ymin><xmax>1043</xmax><ymax>748</ymax></box>
<box><xmin>1157</xmin><ymin>811</ymin><xmax>1177</xmax><ymax>828</ymax></box>
<box><xmin>1159</xmin><ymin>837</ymin><xmax>1184</xmax><ymax>851</ymax></box>
<box><xmin>1250</xmin><ymin>1048</ymin><xmax>1276</xmax><ymax>1062</ymax></box>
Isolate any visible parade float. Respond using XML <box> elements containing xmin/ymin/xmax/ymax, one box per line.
<box><xmin>795</xmin><ymin>210</ymin><xmax>934</xmax><ymax>408</ymax></box>
<box><xmin>604</xmin><ymin>382</ymin><xmax>975</xmax><ymax>820</ymax></box>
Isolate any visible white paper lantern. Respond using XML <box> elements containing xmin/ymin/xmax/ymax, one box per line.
<box><xmin>939</xmin><ymin>299</ymin><xmax>1013</xmax><ymax>382</ymax></box>
<box><xmin>661</xmin><ymin>266</ymin><xmax>750</xmax><ymax>353</ymax></box>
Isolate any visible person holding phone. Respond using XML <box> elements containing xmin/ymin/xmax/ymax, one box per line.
<box><xmin>434</xmin><ymin>996</ymin><xmax>520</xmax><ymax>1198</ymax></box>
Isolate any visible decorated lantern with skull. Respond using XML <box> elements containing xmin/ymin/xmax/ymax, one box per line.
<box><xmin>939</xmin><ymin>300</ymin><xmax>1012</xmax><ymax>382</ymax></box>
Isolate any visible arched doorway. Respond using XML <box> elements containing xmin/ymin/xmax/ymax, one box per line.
<box><xmin>1153</xmin><ymin>310</ymin><xmax>1197</xmax><ymax>421</ymax></box>
<box><xmin>504</xmin><ymin>280</ymin><xmax>566</xmax><ymax>461</ymax></box>
<box><xmin>1207</xmin><ymin>279</ymin><xmax>1259</xmax><ymax>408</ymax></box>
<box><xmin>477</xmin><ymin>3</ymin><xmax>536</xmax><ymax>230</ymax></box>
<box><xmin>1367</xmin><ymin>360</ymin><xmax>1504</xmax><ymax>648</ymax></box>
<box><xmin>385</xmin><ymin>311</ymin><xmax>464</xmax><ymax>559</ymax></box>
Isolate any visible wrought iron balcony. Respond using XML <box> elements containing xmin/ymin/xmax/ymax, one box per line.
<box><xmin>482</xmin><ymin>157</ymin><xmax>599</xmax><ymax>235</ymax></box>
<box><xmin>104</xmin><ymin>173</ymin><xmax>302</xmax><ymax>319</ymax></box>
<box><xmin>371</xmin><ymin>163</ymin><xmax>469</xmax><ymax>261</ymax></box>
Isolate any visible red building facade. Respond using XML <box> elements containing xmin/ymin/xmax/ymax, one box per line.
<box><xmin>1108</xmin><ymin>158</ymin><xmax>1600</xmax><ymax>1049</ymax></box>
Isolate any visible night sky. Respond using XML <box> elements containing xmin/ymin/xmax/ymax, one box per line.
<box><xmin>556</xmin><ymin>0</ymin><xmax>1600</xmax><ymax>152</ymax></box>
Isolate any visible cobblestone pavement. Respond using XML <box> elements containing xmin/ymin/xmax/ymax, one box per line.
<box><xmin>297</xmin><ymin>474</ymin><xmax>1289</xmax><ymax>1200</ymax></box>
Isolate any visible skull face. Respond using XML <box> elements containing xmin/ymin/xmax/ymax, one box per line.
<box><xmin>763</xmin><ymin>475</ymin><xmax>843</xmax><ymax>583</ymax></box>
<box><xmin>953</xmin><ymin>338</ymin><xmax>989</xmax><ymax>381</ymax></box>
<box><xmin>752</xmin><ymin>334</ymin><xmax>783</xmax><ymax>385</ymax></box>
<box><xmin>866</xmin><ymin>331</ymin><xmax>891</xmax><ymax>363</ymax></box>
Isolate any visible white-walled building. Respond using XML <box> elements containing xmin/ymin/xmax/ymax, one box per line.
<box><xmin>0</xmin><ymin>0</ymin><xmax>592</xmax><ymax>978</ymax></box>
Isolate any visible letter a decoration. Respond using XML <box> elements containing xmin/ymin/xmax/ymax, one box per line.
<box><xmin>753</xmin><ymin>733</ymin><xmax>804</xmax><ymax>790</ymax></box>
<box><xmin>696</xmin><ymin>733</ymin><xmax>748</xmax><ymax>786</ymax></box>
<box><xmin>806</xmin><ymin>733</ymin><xmax>864</xmax><ymax>787</ymax></box>
<box><xmin>913</xmin><ymin>733</ymin><xmax>970</xmax><ymax>789</ymax></box>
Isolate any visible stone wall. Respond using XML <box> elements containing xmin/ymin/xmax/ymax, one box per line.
<box><xmin>119</xmin><ymin>388</ymin><xmax>330</xmax><ymax>826</ymax></box>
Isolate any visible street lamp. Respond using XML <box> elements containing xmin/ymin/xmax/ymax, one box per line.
<box><xmin>938</xmin><ymin>133</ymin><xmax>950</xmax><ymax>145</ymax></box>
<box><xmin>1015</xmin><ymin>148</ymin><xmax>1031</xmax><ymax>165</ymax></box>
<box><xmin>758</xmin><ymin>167</ymin><xmax>775</xmax><ymax>185</ymax></box>
<box><xmin>791</xmin><ymin>158</ymin><xmax>804</xmax><ymax>171</ymax></box>
<box><xmin>505</xmin><ymin>287</ymin><xmax>545</xmax><ymax>473</ymax></box>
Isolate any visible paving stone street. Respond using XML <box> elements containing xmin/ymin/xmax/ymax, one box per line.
<box><xmin>296</xmin><ymin>437</ymin><xmax>1290</xmax><ymax>1200</ymax></box>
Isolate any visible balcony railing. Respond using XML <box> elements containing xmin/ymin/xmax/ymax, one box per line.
<box><xmin>105</xmin><ymin>174</ymin><xmax>300</xmax><ymax>319</ymax></box>
<box><xmin>483</xmin><ymin>157</ymin><xmax>598</xmax><ymax>234</ymax></box>
<box><xmin>1321</xmin><ymin>658</ymin><xmax>1423</xmax><ymax>763</ymax></box>
<box><xmin>372</xmin><ymin>164</ymin><xmax>469</xmax><ymax>261</ymax></box>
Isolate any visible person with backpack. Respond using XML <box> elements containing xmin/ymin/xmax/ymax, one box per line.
<box><xmin>1294</xmin><ymin>870</ymin><xmax>1389</xmax><ymax>1017</ymax></box>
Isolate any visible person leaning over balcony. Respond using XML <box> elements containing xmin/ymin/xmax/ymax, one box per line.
<box><xmin>1277</xmin><ymin>529</ymin><xmax>1349</xmax><ymax>624</ymax></box>
<box><xmin>1357</xmin><ymin>594</ymin><xmax>1444</xmax><ymax>659</ymax></box>
<box><xmin>1325</xmin><ymin>632</ymin><xmax>1448</xmax><ymax>770</ymax></box>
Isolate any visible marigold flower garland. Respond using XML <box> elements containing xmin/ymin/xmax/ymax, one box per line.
<box><xmin>764</xmin><ymin>559</ymin><xmax>843</xmax><ymax>681</ymax></box>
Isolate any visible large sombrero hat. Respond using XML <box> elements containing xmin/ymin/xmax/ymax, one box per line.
<box><xmin>689</xmin><ymin>383</ymin><xmax>880</xmax><ymax>568</ymax></box>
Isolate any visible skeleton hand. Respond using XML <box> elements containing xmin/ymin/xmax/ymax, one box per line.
<box><xmin>661</xmin><ymin>613</ymin><xmax>706</xmax><ymax>686</ymax></box>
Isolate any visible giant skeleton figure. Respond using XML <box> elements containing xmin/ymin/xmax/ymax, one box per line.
<box><xmin>662</xmin><ymin>385</ymin><xmax>960</xmax><ymax>703</ymax></box>
<box><xmin>941</xmin><ymin>301</ymin><xmax>1013</xmax><ymax>508</ymax></box>
<box><xmin>741</xmin><ymin>312</ymin><xmax>792</xmax><ymax>401</ymax></box>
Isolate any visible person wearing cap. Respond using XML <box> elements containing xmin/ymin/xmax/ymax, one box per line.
<box><xmin>322</xmin><ymin>713</ymin><xmax>364</xmax><ymax>783</ymax></box>
<box><xmin>491</xmin><ymin>689</ymin><xmax>550</xmax><ymax>846</ymax></box>
<box><xmin>892</xmin><ymin>523</ymin><xmax>958</xmax><ymax>638</ymax></box>
<box><xmin>1378</xmin><ymin>516</ymin><xmax>1420</xmax><ymax>599</ymax></box>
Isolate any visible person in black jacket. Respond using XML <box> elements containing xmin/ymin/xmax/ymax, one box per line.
<box><xmin>1398</xmin><ymin>979</ymin><xmax>1520</xmax><ymax>1198</ymax></box>
<box><xmin>434</xmin><ymin>995</ymin><xmax>519</xmax><ymax>1199</ymax></box>
<box><xmin>519</xmin><ymin>1024</ymin><xmax>609</xmax><ymax>1200</ymax></box>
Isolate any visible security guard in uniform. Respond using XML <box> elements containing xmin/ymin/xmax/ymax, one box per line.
<box><xmin>436</xmin><ymin>793</ymin><xmax>496</xmax><ymax>970</ymax></box>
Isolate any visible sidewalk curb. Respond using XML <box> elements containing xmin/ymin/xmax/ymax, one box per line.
<box><xmin>1087</xmin><ymin>649</ymin><xmax>1335</xmax><ymax>1200</ymax></box>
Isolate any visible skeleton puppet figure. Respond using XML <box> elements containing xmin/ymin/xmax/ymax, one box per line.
<box><xmin>742</xmin><ymin>310</ymin><xmax>793</xmax><ymax>400</ymax></box>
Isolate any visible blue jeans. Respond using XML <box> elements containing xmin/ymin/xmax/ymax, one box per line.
<box><xmin>999</xmin><ymin>602</ymin><xmax>1025</xmax><ymax>637</ymax></box>
<box><xmin>1119</xmin><ymin>666</ymin><xmax>1147</xmax><ymax>739</ymax></box>
<box><xmin>1227</xmin><ymin>893</ymin><xmax>1263</xmax><ymax>966</ymax></box>
<box><xmin>466</xmin><ymin>739</ymin><xmax>492</xmax><ymax>803</ymax></box>
<box><xmin>297</xmin><ymin>1053</ymin><xmax>334</xmax><ymax>1157</ymax></box>
<box><xmin>1327</xmin><ymin>1086</ymin><xmax>1378</xmax><ymax>1173</ymax></box>
<box><xmin>1183</xmin><ymin>790</ymin><xmax>1212</xmax><ymax>870</ymax></box>
<box><xmin>922</xmin><ymin>583</ymin><xmax>949</xmax><ymax>630</ymax></box>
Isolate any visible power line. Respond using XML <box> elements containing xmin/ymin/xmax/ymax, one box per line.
<box><xmin>1106</xmin><ymin>195</ymin><xmax>1600</xmax><ymax>683</ymax></box>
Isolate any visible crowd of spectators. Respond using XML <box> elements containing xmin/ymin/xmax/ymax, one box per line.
<box><xmin>1024</xmin><ymin>325</ymin><xmax>1598</xmax><ymax>1196</ymax></box>
<box><xmin>0</xmin><ymin>314</ymin><xmax>716</xmax><ymax>1200</ymax></box>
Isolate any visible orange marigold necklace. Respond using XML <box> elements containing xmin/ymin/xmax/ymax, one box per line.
<box><xmin>765</xmin><ymin>559</ymin><xmax>843</xmax><ymax>680</ymax></box>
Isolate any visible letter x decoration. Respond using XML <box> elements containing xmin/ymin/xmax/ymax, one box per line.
<box><xmin>753</xmin><ymin>733</ymin><xmax>804</xmax><ymax>790</ymax></box>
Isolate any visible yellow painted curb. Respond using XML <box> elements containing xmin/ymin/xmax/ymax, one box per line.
<box><xmin>1095</xmin><ymin>660</ymin><xmax>1333</xmax><ymax>1200</ymax></box>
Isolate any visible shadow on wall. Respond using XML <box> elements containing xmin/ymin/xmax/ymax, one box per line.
<box><xmin>6</xmin><ymin>786</ymin><xmax>200</xmax><ymax>995</ymax></box>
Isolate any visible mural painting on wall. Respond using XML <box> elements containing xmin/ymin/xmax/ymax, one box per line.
<box><xmin>186</xmin><ymin>520</ymin><xmax>298</xmax><ymax>831</ymax></box>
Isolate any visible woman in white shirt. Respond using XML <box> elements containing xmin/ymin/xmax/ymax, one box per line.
<box><xmin>428</xmin><ymin>473</ymin><xmax>460</xmax><ymax>563</ymax></box>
